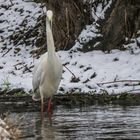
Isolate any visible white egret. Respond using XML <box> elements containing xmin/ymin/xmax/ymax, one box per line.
<box><xmin>32</xmin><ymin>10</ymin><xmax>63</xmax><ymax>114</ymax></box>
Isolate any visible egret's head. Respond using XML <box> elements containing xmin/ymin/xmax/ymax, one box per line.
<box><xmin>47</xmin><ymin>10</ymin><xmax>53</xmax><ymax>21</ymax></box>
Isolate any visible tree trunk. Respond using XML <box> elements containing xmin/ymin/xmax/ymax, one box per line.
<box><xmin>41</xmin><ymin>0</ymin><xmax>90</xmax><ymax>50</ymax></box>
<box><xmin>101</xmin><ymin>0</ymin><xmax>140</xmax><ymax>52</ymax></box>
<box><xmin>35</xmin><ymin>0</ymin><xmax>139</xmax><ymax>54</ymax></box>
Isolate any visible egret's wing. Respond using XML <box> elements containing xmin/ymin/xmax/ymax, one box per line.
<box><xmin>32</xmin><ymin>53</ymin><xmax>47</xmax><ymax>100</ymax></box>
<box><xmin>32</xmin><ymin>62</ymin><xmax>41</xmax><ymax>92</ymax></box>
<box><xmin>32</xmin><ymin>64</ymin><xmax>42</xmax><ymax>101</ymax></box>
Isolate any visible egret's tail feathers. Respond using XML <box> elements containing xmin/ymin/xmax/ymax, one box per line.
<box><xmin>32</xmin><ymin>93</ymin><xmax>41</xmax><ymax>101</ymax></box>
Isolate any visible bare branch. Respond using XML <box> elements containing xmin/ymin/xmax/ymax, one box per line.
<box><xmin>97</xmin><ymin>80</ymin><xmax>140</xmax><ymax>85</ymax></box>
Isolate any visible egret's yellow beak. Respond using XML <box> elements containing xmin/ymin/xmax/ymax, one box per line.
<box><xmin>47</xmin><ymin>10</ymin><xmax>53</xmax><ymax>28</ymax></box>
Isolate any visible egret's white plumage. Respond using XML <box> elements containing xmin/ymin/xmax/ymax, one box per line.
<box><xmin>32</xmin><ymin>10</ymin><xmax>62</xmax><ymax>112</ymax></box>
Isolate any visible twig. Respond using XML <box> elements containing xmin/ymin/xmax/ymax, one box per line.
<box><xmin>23</xmin><ymin>64</ymin><xmax>32</xmax><ymax>73</ymax></box>
<box><xmin>65</xmin><ymin>7</ymin><xmax>69</xmax><ymax>38</ymax></box>
<box><xmin>97</xmin><ymin>80</ymin><xmax>140</xmax><ymax>85</ymax></box>
<box><xmin>73</xmin><ymin>1</ymin><xmax>81</xmax><ymax>13</ymax></box>
<box><xmin>127</xmin><ymin>89</ymin><xmax>140</xmax><ymax>92</ymax></box>
<box><xmin>14</xmin><ymin>62</ymin><xmax>25</xmax><ymax>66</ymax></box>
<box><xmin>63</xmin><ymin>65</ymin><xmax>76</xmax><ymax>78</ymax></box>
<box><xmin>2</xmin><ymin>48</ymin><xmax>12</xmax><ymax>57</ymax></box>
<box><xmin>92</xmin><ymin>10</ymin><xmax>100</xmax><ymax>19</ymax></box>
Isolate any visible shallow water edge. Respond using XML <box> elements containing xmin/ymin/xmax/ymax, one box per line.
<box><xmin>1</xmin><ymin>92</ymin><xmax>140</xmax><ymax>112</ymax></box>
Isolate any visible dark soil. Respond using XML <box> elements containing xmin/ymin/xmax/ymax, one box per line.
<box><xmin>0</xmin><ymin>90</ymin><xmax>140</xmax><ymax>113</ymax></box>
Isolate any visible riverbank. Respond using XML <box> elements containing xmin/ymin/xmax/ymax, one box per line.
<box><xmin>1</xmin><ymin>90</ymin><xmax>140</xmax><ymax>113</ymax></box>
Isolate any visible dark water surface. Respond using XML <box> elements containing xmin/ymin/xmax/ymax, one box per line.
<box><xmin>10</xmin><ymin>105</ymin><xmax>140</xmax><ymax>140</ymax></box>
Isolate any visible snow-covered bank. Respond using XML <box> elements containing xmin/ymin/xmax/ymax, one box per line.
<box><xmin>0</xmin><ymin>0</ymin><xmax>140</xmax><ymax>95</ymax></box>
<box><xmin>1</xmin><ymin>46</ymin><xmax>140</xmax><ymax>94</ymax></box>
<box><xmin>0</xmin><ymin>0</ymin><xmax>43</xmax><ymax>91</ymax></box>
<box><xmin>59</xmin><ymin>48</ymin><xmax>140</xmax><ymax>94</ymax></box>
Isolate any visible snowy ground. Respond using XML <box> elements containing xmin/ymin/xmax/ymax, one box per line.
<box><xmin>0</xmin><ymin>0</ymin><xmax>140</xmax><ymax>94</ymax></box>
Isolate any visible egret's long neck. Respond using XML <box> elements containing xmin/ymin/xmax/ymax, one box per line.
<box><xmin>46</xmin><ymin>18</ymin><xmax>55</xmax><ymax>56</ymax></box>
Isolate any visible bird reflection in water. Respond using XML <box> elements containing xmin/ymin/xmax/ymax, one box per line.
<box><xmin>34</xmin><ymin>116</ymin><xmax>56</xmax><ymax>140</ymax></box>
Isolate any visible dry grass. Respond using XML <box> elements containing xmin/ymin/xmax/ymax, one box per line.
<box><xmin>0</xmin><ymin>114</ymin><xmax>21</xmax><ymax>140</ymax></box>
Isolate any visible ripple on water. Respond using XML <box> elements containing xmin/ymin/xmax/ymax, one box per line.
<box><xmin>8</xmin><ymin>105</ymin><xmax>140</xmax><ymax>140</ymax></box>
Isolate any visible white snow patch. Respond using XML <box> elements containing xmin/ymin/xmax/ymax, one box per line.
<box><xmin>92</xmin><ymin>0</ymin><xmax>112</xmax><ymax>21</ymax></box>
<box><xmin>59</xmin><ymin>49</ymin><xmax>140</xmax><ymax>94</ymax></box>
<box><xmin>73</xmin><ymin>0</ymin><xmax>112</xmax><ymax>50</ymax></box>
<box><xmin>0</xmin><ymin>0</ymin><xmax>43</xmax><ymax>46</ymax></box>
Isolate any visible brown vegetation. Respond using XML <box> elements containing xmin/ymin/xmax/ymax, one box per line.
<box><xmin>44</xmin><ymin>0</ymin><xmax>90</xmax><ymax>50</ymax></box>
<box><xmin>102</xmin><ymin>0</ymin><xmax>140</xmax><ymax>51</ymax></box>
<box><xmin>0</xmin><ymin>116</ymin><xmax>21</xmax><ymax>139</ymax></box>
<box><xmin>35</xmin><ymin>0</ymin><xmax>139</xmax><ymax>53</ymax></box>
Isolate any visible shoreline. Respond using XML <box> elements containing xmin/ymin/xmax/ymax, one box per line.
<box><xmin>0</xmin><ymin>90</ymin><xmax>140</xmax><ymax>113</ymax></box>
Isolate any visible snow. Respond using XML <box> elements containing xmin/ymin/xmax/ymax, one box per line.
<box><xmin>123</xmin><ymin>38</ymin><xmax>140</xmax><ymax>54</ymax></box>
<box><xmin>0</xmin><ymin>0</ymin><xmax>140</xmax><ymax>94</ymax></box>
<box><xmin>0</xmin><ymin>0</ymin><xmax>42</xmax><ymax>42</ymax></box>
<box><xmin>75</xmin><ymin>0</ymin><xmax>113</xmax><ymax>49</ymax></box>
<box><xmin>78</xmin><ymin>24</ymin><xmax>102</xmax><ymax>44</ymax></box>
<box><xmin>92</xmin><ymin>0</ymin><xmax>112</xmax><ymax>21</ymax></box>
<box><xmin>59</xmin><ymin>49</ymin><xmax>140</xmax><ymax>94</ymax></box>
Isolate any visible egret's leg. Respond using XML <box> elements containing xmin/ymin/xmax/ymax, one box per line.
<box><xmin>47</xmin><ymin>97</ymin><xmax>52</xmax><ymax>124</ymax></box>
<box><xmin>47</xmin><ymin>97</ymin><xmax>52</xmax><ymax>113</ymax></box>
<box><xmin>41</xmin><ymin>97</ymin><xmax>44</xmax><ymax>113</ymax></box>
<box><xmin>40</xmin><ymin>92</ymin><xmax>44</xmax><ymax>119</ymax></box>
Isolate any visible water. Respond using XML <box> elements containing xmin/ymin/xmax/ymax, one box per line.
<box><xmin>9</xmin><ymin>105</ymin><xmax>140</xmax><ymax>140</ymax></box>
